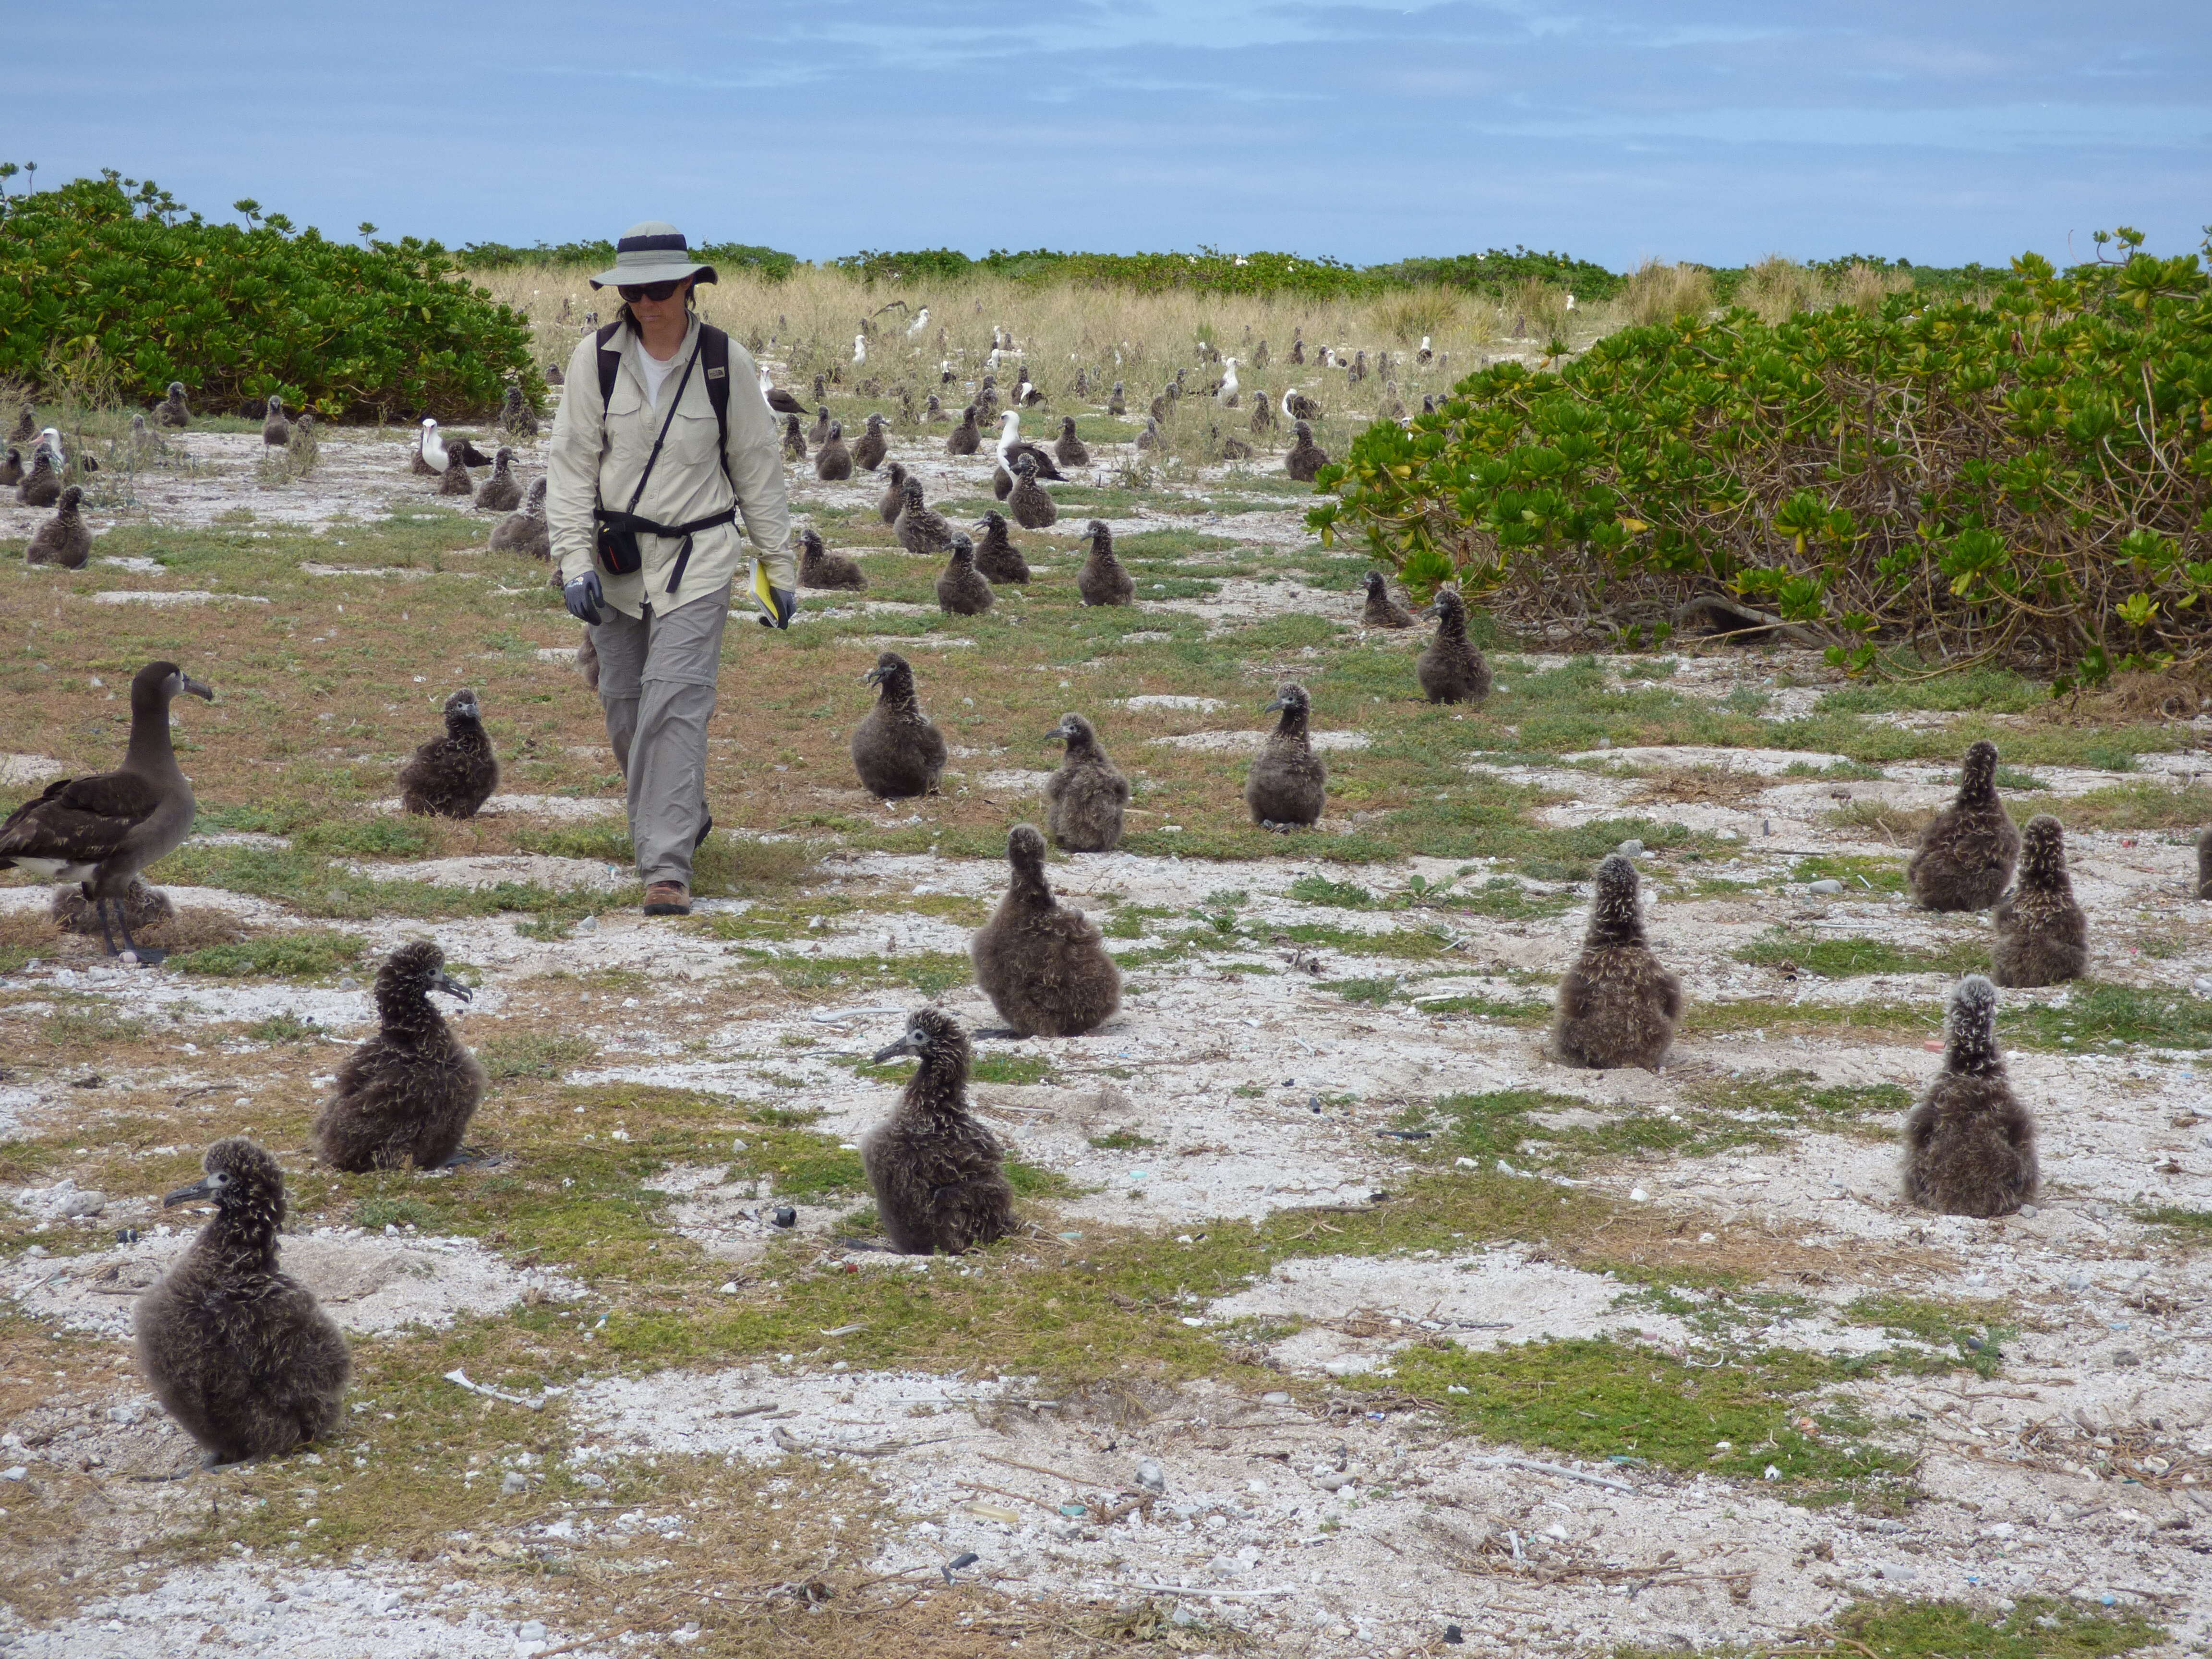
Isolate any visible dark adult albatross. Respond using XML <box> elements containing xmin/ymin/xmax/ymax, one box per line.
<box><xmin>0</xmin><ymin>661</ymin><xmax>215</xmax><ymax>964</ymax></box>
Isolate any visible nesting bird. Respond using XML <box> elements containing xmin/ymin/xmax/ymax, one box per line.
<box><xmin>25</xmin><ymin>485</ymin><xmax>90</xmax><ymax>568</ymax></box>
<box><xmin>972</xmin><ymin>511</ymin><xmax>1030</xmax><ymax>584</ymax></box>
<box><xmin>1107</xmin><ymin>381</ymin><xmax>1127</xmax><ymax>416</ymax></box>
<box><xmin>52</xmin><ymin>877</ymin><xmax>173</xmax><ymax>939</ymax></box>
<box><xmin>1551</xmin><ymin>854</ymin><xmax>1681</xmax><ymax>1070</ymax></box>
<box><xmin>1361</xmin><ymin>571</ymin><xmax>1417</xmax><ymax>628</ymax></box>
<box><xmin>815</xmin><ymin>421</ymin><xmax>854</xmax><ymax>481</ymax></box>
<box><xmin>798</xmin><ymin>525</ymin><xmax>866</xmax><ymax>590</ymax></box>
<box><xmin>261</xmin><ymin>395</ymin><xmax>290</xmax><ymax>447</ymax></box>
<box><xmin>936</xmin><ymin>532</ymin><xmax>994</xmax><ymax>616</ymax></box>
<box><xmin>412</xmin><ymin>417</ymin><xmax>445</xmax><ymax>475</ymax></box>
<box><xmin>1285</xmin><ymin>420</ymin><xmax>1329</xmax><ymax>482</ymax></box>
<box><xmin>1907</xmin><ymin>740</ymin><xmax>2020</xmax><ymax>911</ymax></box>
<box><xmin>1245</xmin><ymin>683</ymin><xmax>1325</xmax><ymax>830</ymax></box>
<box><xmin>876</xmin><ymin>460</ymin><xmax>910</xmax><ymax>525</ymax></box>
<box><xmin>490</xmin><ymin>477</ymin><xmax>550</xmax><ymax>558</ymax></box>
<box><xmin>1053</xmin><ymin>416</ymin><xmax>1090</xmax><ymax>468</ymax></box>
<box><xmin>438</xmin><ymin>449</ymin><xmax>475</xmax><ymax>499</ymax></box>
<box><xmin>134</xmin><ymin>1137</ymin><xmax>351</xmax><ymax>1465</ymax></box>
<box><xmin>156</xmin><ymin>381</ymin><xmax>191</xmax><ymax>428</ymax></box>
<box><xmin>808</xmin><ymin>406</ymin><xmax>832</xmax><ymax>448</ymax></box>
<box><xmin>16</xmin><ymin>446</ymin><xmax>60</xmax><ymax>506</ymax></box>
<box><xmin>947</xmin><ymin>404</ymin><xmax>982</xmax><ymax>455</ymax></box>
<box><xmin>894</xmin><ymin>477</ymin><xmax>956</xmax><ymax>556</ymax></box>
<box><xmin>781</xmin><ymin>413</ymin><xmax>807</xmax><ymax>460</ymax></box>
<box><xmin>1417</xmin><ymin>586</ymin><xmax>1492</xmax><ymax>703</ymax></box>
<box><xmin>314</xmin><ymin>941</ymin><xmax>484</xmax><ymax>1171</ymax></box>
<box><xmin>1991</xmin><ymin>815</ymin><xmax>2088</xmax><ymax>987</ymax></box>
<box><xmin>851</xmin><ymin>651</ymin><xmax>946</xmax><ymax>799</ymax></box>
<box><xmin>1077</xmin><ymin>519</ymin><xmax>1133</xmax><ymax>606</ymax></box>
<box><xmin>1282</xmin><ymin>387</ymin><xmax>1322</xmax><ymax>422</ymax></box>
<box><xmin>397</xmin><ymin>689</ymin><xmax>499</xmax><ymax>818</ymax></box>
<box><xmin>864</xmin><ymin>1010</ymin><xmax>1015</xmax><ymax>1256</ymax></box>
<box><xmin>476</xmin><ymin>447</ymin><xmax>522</xmax><ymax>513</ymax></box>
<box><xmin>2199</xmin><ymin>827</ymin><xmax>2212</xmax><ymax>900</ymax></box>
<box><xmin>853</xmin><ymin>412</ymin><xmax>889</xmax><ymax>472</ymax></box>
<box><xmin>970</xmin><ymin>824</ymin><xmax>1123</xmax><ymax>1037</ymax></box>
<box><xmin>0</xmin><ymin>661</ymin><xmax>214</xmax><ymax>964</ymax></box>
<box><xmin>499</xmin><ymin>381</ymin><xmax>540</xmax><ymax>439</ymax></box>
<box><xmin>1902</xmin><ymin>975</ymin><xmax>2038</xmax><ymax>1217</ymax></box>
<box><xmin>0</xmin><ymin>447</ymin><xmax>19</xmax><ymax>487</ymax></box>
<box><xmin>1008</xmin><ymin>451</ymin><xmax>1057</xmax><ymax>529</ymax></box>
<box><xmin>1043</xmin><ymin>713</ymin><xmax>1129</xmax><ymax>852</ymax></box>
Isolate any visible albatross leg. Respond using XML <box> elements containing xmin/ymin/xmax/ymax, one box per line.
<box><xmin>112</xmin><ymin>902</ymin><xmax>168</xmax><ymax>967</ymax></box>
<box><xmin>91</xmin><ymin>894</ymin><xmax>124</xmax><ymax>958</ymax></box>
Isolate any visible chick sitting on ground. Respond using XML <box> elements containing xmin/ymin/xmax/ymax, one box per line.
<box><xmin>314</xmin><ymin>941</ymin><xmax>485</xmax><ymax>1171</ymax></box>
<box><xmin>864</xmin><ymin>1009</ymin><xmax>1016</xmax><ymax>1255</ymax></box>
<box><xmin>1551</xmin><ymin>854</ymin><xmax>1681</xmax><ymax>1070</ymax></box>
<box><xmin>970</xmin><ymin>824</ymin><xmax>1123</xmax><ymax>1037</ymax></box>
<box><xmin>1042</xmin><ymin>713</ymin><xmax>1129</xmax><ymax>852</ymax></box>
<box><xmin>1907</xmin><ymin>740</ymin><xmax>2019</xmax><ymax>911</ymax></box>
<box><xmin>1901</xmin><ymin>974</ymin><xmax>2038</xmax><ymax>1217</ymax></box>
<box><xmin>1991</xmin><ymin>815</ymin><xmax>2088</xmax><ymax>987</ymax></box>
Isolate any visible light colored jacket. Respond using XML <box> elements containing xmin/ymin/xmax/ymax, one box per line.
<box><xmin>546</xmin><ymin>313</ymin><xmax>795</xmax><ymax>618</ymax></box>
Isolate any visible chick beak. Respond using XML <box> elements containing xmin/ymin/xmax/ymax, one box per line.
<box><xmin>872</xmin><ymin>1033</ymin><xmax>921</xmax><ymax>1063</ymax></box>
<box><xmin>162</xmin><ymin>1175</ymin><xmax>216</xmax><ymax>1208</ymax></box>
<box><xmin>181</xmin><ymin>676</ymin><xmax>216</xmax><ymax>702</ymax></box>
<box><xmin>432</xmin><ymin>971</ymin><xmax>472</xmax><ymax>1003</ymax></box>
<box><xmin>1261</xmin><ymin>697</ymin><xmax>1285</xmax><ymax>713</ymax></box>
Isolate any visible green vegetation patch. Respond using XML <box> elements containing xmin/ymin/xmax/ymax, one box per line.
<box><xmin>1734</xmin><ymin>930</ymin><xmax>1987</xmax><ymax>979</ymax></box>
<box><xmin>475</xmin><ymin>1033</ymin><xmax>600</xmax><ymax>1081</ymax></box>
<box><xmin>1395</xmin><ymin>1336</ymin><xmax>1905</xmax><ymax>1488</ymax></box>
<box><xmin>170</xmin><ymin>930</ymin><xmax>366</xmax><ymax>979</ymax></box>
<box><xmin>2003</xmin><ymin>981</ymin><xmax>2212</xmax><ymax>1051</ymax></box>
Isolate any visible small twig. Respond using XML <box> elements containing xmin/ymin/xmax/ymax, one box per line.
<box><xmin>979</xmin><ymin>1452</ymin><xmax>1094</xmax><ymax>1487</ymax></box>
<box><xmin>1468</xmin><ymin>1455</ymin><xmax>1637</xmax><ymax>1494</ymax></box>
<box><xmin>956</xmin><ymin>1479</ymin><xmax>1064</xmax><ymax>1513</ymax></box>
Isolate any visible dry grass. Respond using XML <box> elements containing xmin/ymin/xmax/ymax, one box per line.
<box><xmin>1736</xmin><ymin>256</ymin><xmax>1914</xmax><ymax>324</ymax></box>
<box><xmin>1617</xmin><ymin>259</ymin><xmax>1716</xmax><ymax>328</ymax></box>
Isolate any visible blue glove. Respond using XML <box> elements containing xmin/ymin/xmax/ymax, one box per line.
<box><xmin>564</xmin><ymin>571</ymin><xmax>604</xmax><ymax>625</ymax></box>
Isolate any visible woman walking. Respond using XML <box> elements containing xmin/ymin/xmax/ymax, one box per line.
<box><xmin>547</xmin><ymin>222</ymin><xmax>797</xmax><ymax>916</ymax></box>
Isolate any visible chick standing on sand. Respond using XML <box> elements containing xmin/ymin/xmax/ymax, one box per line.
<box><xmin>1551</xmin><ymin>854</ymin><xmax>1681</xmax><ymax>1070</ymax></box>
<box><xmin>970</xmin><ymin>825</ymin><xmax>1123</xmax><ymax>1037</ymax></box>
<box><xmin>314</xmin><ymin>941</ymin><xmax>485</xmax><ymax>1171</ymax></box>
<box><xmin>134</xmin><ymin>1138</ymin><xmax>351</xmax><ymax>1465</ymax></box>
<box><xmin>1902</xmin><ymin>974</ymin><xmax>2038</xmax><ymax>1217</ymax></box>
<box><xmin>864</xmin><ymin>1010</ymin><xmax>1015</xmax><ymax>1255</ymax></box>
<box><xmin>1416</xmin><ymin>586</ymin><xmax>1492</xmax><ymax>703</ymax></box>
<box><xmin>397</xmin><ymin>689</ymin><xmax>499</xmax><ymax>818</ymax></box>
<box><xmin>1244</xmin><ymin>683</ymin><xmax>1325</xmax><ymax>830</ymax></box>
<box><xmin>851</xmin><ymin>651</ymin><xmax>945</xmax><ymax>799</ymax></box>
<box><xmin>1907</xmin><ymin>740</ymin><xmax>2019</xmax><ymax>911</ymax></box>
<box><xmin>1991</xmin><ymin>815</ymin><xmax>2088</xmax><ymax>986</ymax></box>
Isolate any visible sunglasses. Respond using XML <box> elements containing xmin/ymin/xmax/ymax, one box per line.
<box><xmin>618</xmin><ymin>279</ymin><xmax>686</xmax><ymax>303</ymax></box>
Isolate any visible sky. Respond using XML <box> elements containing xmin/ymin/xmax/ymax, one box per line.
<box><xmin>7</xmin><ymin>1</ymin><xmax>2207</xmax><ymax>270</ymax></box>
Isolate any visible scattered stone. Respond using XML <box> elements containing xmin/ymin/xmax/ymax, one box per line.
<box><xmin>1807</xmin><ymin>878</ymin><xmax>1844</xmax><ymax>894</ymax></box>
<box><xmin>773</xmin><ymin>1206</ymin><xmax>797</xmax><ymax>1228</ymax></box>
<box><xmin>501</xmin><ymin>1470</ymin><xmax>527</xmax><ymax>1494</ymax></box>
<box><xmin>1135</xmin><ymin>1457</ymin><xmax>1165</xmax><ymax>1492</ymax></box>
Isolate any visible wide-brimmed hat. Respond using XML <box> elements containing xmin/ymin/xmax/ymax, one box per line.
<box><xmin>589</xmin><ymin>221</ymin><xmax>718</xmax><ymax>290</ymax></box>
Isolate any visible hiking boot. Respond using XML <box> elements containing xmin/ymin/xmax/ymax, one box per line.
<box><xmin>643</xmin><ymin>881</ymin><xmax>691</xmax><ymax>917</ymax></box>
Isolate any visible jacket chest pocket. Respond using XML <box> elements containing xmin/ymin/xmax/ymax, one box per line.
<box><xmin>669</xmin><ymin>405</ymin><xmax>722</xmax><ymax>475</ymax></box>
<box><xmin>603</xmin><ymin>389</ymin><xmax>651</xmax><ymax>474</ymax></box>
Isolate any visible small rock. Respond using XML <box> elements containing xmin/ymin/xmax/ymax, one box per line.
<box><xmin>501</xmin><ymin>1470</ymin><xmax>528</xmax><ymax>1494</ymax></box>
<box><xmin>773</xmin><ymin>1205</ymin><xmax>797</xmax><ymax>1228</ymax></box>
<box><xmin>2111</xmin><ymin>1348</ymin><xmax>2141</xmax><ymax>1368</ymax></box>
<box><xmin>2193</xmin><ymin>977</ymin><xmax>2212</xmax><ymax>998</ymax></box>
<box><xmin>1261</xmin><ymin>1392</ymin><xmax>1291</xmax><ymax>1406</ymax></box>
<box><xmin>1807</xmin><ymin>878</ymin><xmax>1843</xmax><ymax>894</ymax></box>
<box><xmin>337</xmin><ymin>976</ymin><xmax>359</xmax><ymax>992</ymax></box>
<box><xmin>575</xmin><ymin>915</ymin><xmax>599</xmax><ymax>935</ymax></box>
<box><xmin>577</xmin><ymin>1472</ymin><xmax>606</xmax><ymax>1488</ymax></box>
<box><xmin>1443</xmin><ymin>1625</ymin><xmax>1465</xmax><ymax>1646</ymax></box>
<box><xmin>1315</xmin><ymin>1470</ymin><xmax>1354</xmax><ymax>1492</ymax></box>
<box><xmin>0</xmin><ymin>1467</ymin><xmax>25</xmax><ymax>1482</ymax></box>
<box><xmin>2066</xmin><ymin>1271</ymin><xmax>2090</xmax><ymax>1292</ymax></box>
<box><xmin>114</xmin><ymin>1227</ymin><xmax>140</xmax><ymax>1245</ymax></box>
<box><xmin>1629</xmin><ymin>1188</ymin><xmax>1649</xmax><ymax>1202</ymax></box>
<box><xmin>1049</xmin><ymin>1517</ymin><xmax>1082</xmax><ymax>1540</ymax></box>
<box><xmin>517</xmin><ymin>1620</ymin><xmax>547</xmax><ymax>1642</ymax></box>
<box><xmin>1134</xmin><ymin>1458</ymin><xmax>1165</xmax><ymax>1492</ymax></box>
<box><xmin>1615</xmin><ymin>838</ymin><xmax>1643</xmax><ymax>857</ymax></box>
<box><xmin>2018</xmin><ymin>1203</ymin><xmax>2038</xmax><ymax>1218</ymax></box>
<box><xmin>1171</xmin><ymin>1605</ymin><xmax>1200</xmax><ymax>1628</ymax></box>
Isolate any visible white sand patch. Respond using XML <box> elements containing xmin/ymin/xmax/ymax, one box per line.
<box><xmin>1141</xmin><ymin>577</ymin><xmax>1340</xmax><ymax>622</ymax></box>
<box><xmin>365</xmin><ymin>793</ymin><xmax>623</xmax><ymax>822</ymax></box>
<box><xmin>1123</xmin><ymin>694</ymin><xmax>1226</xmax><ymax>712</ymax></box>
<box><xmin>839</xmin><ymin>634</ymin><xmax>974</xmax><ymax>649</ymax></box>
<box><xmin>0</xmin><ymin>753</ymin><xmax>65</xmax><ymax>786</ymax></box>
<box><xmin>5</xmin><ymin>1561</ymin><xmax>571</xmax><ymax>1659</ymax></box>
<box><xmin>344</xmin><ymin>854</ymin><xmax>626</xmax><ymax>891</ymax></box>
<box><xmin>91</xmin><ymin>589</ymin><xmax>271</xmax><ymax>606</ymax></box>
<box><xmin>299</xmin><ymin>563</ymin><xmax>430</xmax><ymax>578</ymax></box>
<box><xmin>1207</xmin><ymin>1251</ymin><xmax>1698</xmax><ymax>1374</ymax></box>
<box><xmin>533</xmin><ymin>646</ymin><xmax>578</xmax><ymax>666</ymax></box>
<box><xmin>1564</xmin><ymin>746</ymin><xmax>1856</xmax><ymax>775</ymax></box>
<box><xmin>3</xmin><ymin>1227</ymin><xmax>580</xmax><ymax>1340</ymax></box>
<box><xmin>1151</xmin><ymin>729</ymin><xmax>1371</xmax><ymax>751</ymax></box>
<box><xmin>975</xmin><ymin>769</ymin><xmax>1054</xmax><ymax>793</ymax></box>
<box><xmin>97</xmin><ymin>555</ymin><xmax>165</xmax><ymax>573</ymax></box>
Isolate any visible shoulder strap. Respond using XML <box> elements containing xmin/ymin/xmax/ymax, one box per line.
<box><xmin>595</xmin><ymin>320</ymin><xmax>624</xmax><ymax>409</ymax></box>
<box><xmin>699</xmin><ymin>325</ymin><xmax>732</xmax><ymax>484</ymax></box>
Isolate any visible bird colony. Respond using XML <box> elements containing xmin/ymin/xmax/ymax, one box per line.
<box><xmin>0</xmin><ymin>312</ymin><xmax>2209</xmax><ymax>1659</ymax></box>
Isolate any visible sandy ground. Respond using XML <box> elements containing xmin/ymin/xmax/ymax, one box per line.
<box><xmin>4</xmin><ymin>417</ymin><xmax>2211</xmax><ymax>1657</ymax></box>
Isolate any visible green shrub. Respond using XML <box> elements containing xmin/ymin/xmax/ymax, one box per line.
<box><xmin>1313</xmin><ymin>229</ymin><xmax>2212</xmax><ymax>679</ymax></box>
<box><xmin>457</xmin><ymin>238</ymin><xmax>795</xmax><ymax>280</ymax></box>
<box><xmin>0</xmin><ymin>173</ymin><xmax>534</xmax><ymax>417</ymax></box>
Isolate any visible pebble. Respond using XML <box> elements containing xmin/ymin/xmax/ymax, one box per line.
<box><xmin>2018</xmin><ymin>1203</ymin><xmax>2038</xmax><ymax>1217</ymax></box>
<box><xmin>0</xmin><ymin>1467</ymin><xmax>24</xmax><ymax>1482</ymax></box>
<box><xmin>773</xmin><ymin>1206</ymin><xmax>797</xmax><ymax>1228</ymax></box>
<box><xmin>575</xmin><ymin>915</ymin><xmax>599</xmax><ymax>935</ymax></box>
<box><xmin>1134</xmin><ymin>1458</ymin><xmax>1165</xmax><ymax>1492</ymax></box>
<box><xmin>1615</xmin><ymin>838</ymin><xmax>1643</xmax><ymax>856</ymax></box>
<box><xmin>517</xmin><ymin>1620</ymin><xmax>547</xmax><ymax>1642</ymax></box>
<box><xmin>1807</xmin><ymin>878</ymin><xmax>1843</xmax><ymax>894</ymax></box>
<box><xmin>2111</xmin><ymin>1348</ymin><xmax>2141</xmax><ymax>1368</ymax></box>
<box><xmin>2067</xmin><ymin>1271</ymin><xmax>2091</xmax><ymax>1292</ymax></box>
<box><xmin>1262</xmin><ymin>1392</ymin><xmax>1291</xmax><ymax>1406</ymax></box>
<box><xmin>1315</xmin><ymin>1470</ymin><xmax>1354</xmax><ymax>1491</ymax></box>
<box><xmin>501</xmin><ymin>1470</ymin><xmax>527</xmax><ymax>1494</ymax></box>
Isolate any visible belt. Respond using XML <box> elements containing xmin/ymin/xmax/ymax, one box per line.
<box><xmin>592</xmin><ymin>505</ymin><xmax>736</xmax><ymax>594</ymax></box>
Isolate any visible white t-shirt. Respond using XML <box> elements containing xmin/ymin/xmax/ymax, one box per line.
<box><xmin>637</xmin><ymin>345</ymin><xmax>681</xmax><ymax>409</ymax></box>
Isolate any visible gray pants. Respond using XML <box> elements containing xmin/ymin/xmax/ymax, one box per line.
<box><xmin>589</xmin><ymin>584</ymin><xmax>729</xmax><ymax>888</ymax></box>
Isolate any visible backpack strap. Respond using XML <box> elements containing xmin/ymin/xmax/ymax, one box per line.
<box><xmin>599</xmin><ymin>317</ymin><xmax>734</xmax><ymax>488</ymax></box>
